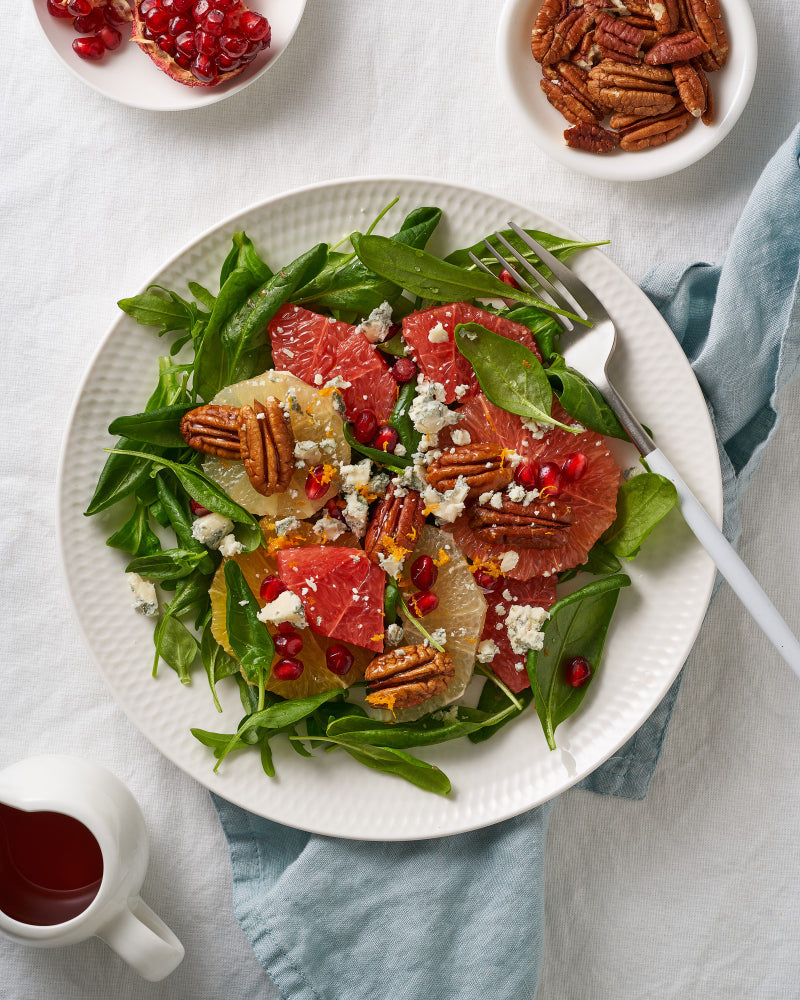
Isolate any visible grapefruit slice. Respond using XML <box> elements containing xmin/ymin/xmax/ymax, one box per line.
<box><xmin>203</xmin><ymin>369</ymin><xmax>349</xmax><ymax>519</ymax></box>
<box><xmin>479</xmin><ymin>575</ymin><xmax>557</xmax><ymax>693</ymax></box>
<box><xmin>401</xmin><ymin>303</ymin><xmax>542</xmax><ymax>404</ymax></box>
<box><xmin>446</xmin><ymin>393</ymin><xmax>620</xmax><ymax>579</ymax></box>
<box><xmin>268</xmin><ymin>304</ymin><xmax>397</xmax><ymax>422</ymax></box>
<box><xmin>208</xmin><ymin>521</ymin><xmax>371</xmax><ymax>700</ymax></box>
<box><xmin>277</xmin><ymin>546</ymin><xmax>386</xmax><ymax>653</ymax></box>
<box><xmin>371</xmin><ymin>527</ymin><xmax>487</xmax><ymax>723</ymax></box>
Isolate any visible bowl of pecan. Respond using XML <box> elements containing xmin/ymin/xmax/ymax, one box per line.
<box><xmin>496</xmin><ymin>0</ymin><xmax>757</xmax><ymax>180</ymax></box>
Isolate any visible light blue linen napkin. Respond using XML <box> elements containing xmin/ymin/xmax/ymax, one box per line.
<box><xmin>213</xmin><ymin>124</ymin><xmax>800</xmax><ymax>1000</ymax></box>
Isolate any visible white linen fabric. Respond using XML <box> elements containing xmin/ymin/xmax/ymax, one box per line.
<box><xmin>1</xmin><ymin>1</ymin><xmax>798</xmax><ymax>998</ymax></box>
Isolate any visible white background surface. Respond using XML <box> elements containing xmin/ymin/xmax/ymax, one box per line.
<box><xmin>2</xmin><ymin>1</ymin><xmax>798</xmax><ymax>997</ymax></box>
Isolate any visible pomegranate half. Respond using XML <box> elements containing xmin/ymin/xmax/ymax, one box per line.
<box><xmin>131</xmin><ymin>0</ymin><xmax>271</xmax><ymax>88</ymax></box>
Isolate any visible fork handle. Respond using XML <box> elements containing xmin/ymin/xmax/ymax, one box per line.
<box><xmin>645</xmin><ymin>448</ymin><xmax>800</xmax><ymax>679</ymax></box>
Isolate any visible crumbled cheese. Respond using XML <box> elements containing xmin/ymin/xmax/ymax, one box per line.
<box><xmin>356</xmin><ymin>301</ymin><xmax>393</xmax><ymax>343</ymax></box>
<box><xmin>502</xmin><ymin>589</ymin><xmax>513</xmax><ymax>602</ymax></box>
<box><xmin>368</xmin><ymin>471</ymin><xmax>391</xmax><ymax>495</ymax></box>
<box><xmin>315</xmin><ymin>512</ymin><xmax>346</xmax><ymax>541</ymax></box>
<box><xmin>275</xmin><ymin>516</ymin><xmax>299</xmax><ymax>537</ymax></box>
<box><xmin>126</xmin><ymin>573</ymin><xmax>158</xmax><ymax>617</ymax></box>
<box><xmin>507</xmin><ymin>484</ymin><xmax>526</xmax><ymax>503</ymax></box>
<box><xmin>339</xmin><ymin>458</ymin><xmax>372</xmax><ymax>492</ymax></box>
<box><xmin>476</xmin><ymin>638</ymin><xmax>500</xmax><ymax>664</ymax></box>
<box><xmin>218</xmin><ymin>534</ymin><xmax>243</xmax><ymax>558</ymax></box>
<box><xmin>478</xmin><ymin>491</ymin><xmax>495</xmax><ymax>505</ymax></box>
<box><xmin>495</xmin><ymin>603</ymin><xmax>507</xmax><ymax>617</ymax></box>
<box><xmin>314</xmin><ymin>373</ymin><xmax>323</xmax><ymax>386</ymax></box>
<box><xmin>378</xmin><ymin>550</ymin><xmax>405</xmax><ymax>578</ymax></box>
<box><xmin>427</xmin><ymin>322</ymin><xmax>449</xmax><ymax>344</ymax></box>
<box><xmin>386</xmin><ymin>623</ymin><xmax>404</xmax><ymax>646</ymax></box>
<box><xmin>191</xmin><ymin>512</ymin><xmax>234</xmax><ymax>550</ymax></box>
<box><xmin>506</xmin><ymin>605</ymin><xmax>549</xmax><ymax>655</ymax></box>
<box><xmin>423</xmin><ymin>475</ymin><xmax>470</xmax><ymax>524</ymax></box>
<box><xmin>499</xmin><ymin>550</ymin><xmax>520</xmax><ymax>573</ymax></box>
<box><xmin>451</xmin><ymin>428</ymin><xmax>471</xmax><ymax>446</ymax></box>
<box><xmin>521</xmin><ymin>417</ymin><xmax>547</xmax><ymax>439</ymax></box>
<box><xmin>257</xmin><ymin>590</ymin><xmax>307</xmax><ymax>629</ymax></box>
<box><xmin>394</xmin><ymin>443</ymin><xmax>407</xmax><ymax>457</ymax></box>
<box><xmin>408</xmin><ymin>380</ymin><xmax>460</xmax><ymax>437</ymax></box>
<box><xmin>294</xmin><ymin>440</ymin><xmax>322</xmax><ymax>466</ymax></box>
<box><xmin>489</xmin><ymin>493</ymin><xmax>504</xmax><ymax>510</ymax></box>
<box><xmin>343</xmin><ymin>492</ymin><xmax>369</xmax><ymax>537</ymax></box>
<box><xmin>454</xmin><ymin>384</ymin><xmax>470</xmax><ymax>400</ymax></box>
<box><xmin>324</xmin><ymin>375</ymin><xmax>352</xmax><ymax>391</ymax></box>
<box><xmin>424</xmin><ymin>627</ymin><xmax>447</xmax><ymax>648</ymax></box>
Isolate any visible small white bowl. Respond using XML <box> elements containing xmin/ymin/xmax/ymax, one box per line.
<box><xmin>496</xmin><ymin>0</ymin><xmax>757</xmax><ymax>181</ymax></box>
<box><xmin>32</xmin><ymin>0</ymin><xmax>307</xmax><ymax>112</ymax></box>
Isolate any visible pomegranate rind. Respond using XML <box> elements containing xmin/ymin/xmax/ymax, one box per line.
<box><xmin>479</xmin><ymin>575</ymin><xmax>557</xmax><ymax>693</ymax></box>
<box><xmin>208</xmin><ymin>522</ymin><xmax>371</xmax><ymax>699</ymax></box>
<box><xmin>277</xmin><ymin>546</ymin><xmax>386</xmax><ymax>653</ymax></box>
<box><xmin>131</xmin><ymin>6</ymin><xmax>248</xmax><ymax>88</ymax></box>
<box><xmin>203</xmin><ymin>369</ymin><xmax>350</xmax><ymax>519</ymax></box>
<box><xmin>446</xmin><ymin>394</ymin><xmax>620</xmax><ymax>579</ymax></box>
<box><xmin>402</xmin><ymin>303</ymin><xmax>543</xmax><ymax>404</ymax></box>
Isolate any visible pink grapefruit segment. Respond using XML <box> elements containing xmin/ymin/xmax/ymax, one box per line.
<box><xmin>332</xmin><ymin>331</ymin><xmax>398</xmax><ymax>423</ymax></box>
<box><xmin>446</xmin><ymin>394</ymin><xmax>620</xmax><ymax>579</ymax></box>
<box><xmin>480</xmin><ymin>576</ymin><xmax>557</xmax><ymax>693</ymax></box>
<box><xmin>277</xmin><ymin>546</ymin><xmax>385</xmax><ymax>653</ymax></box>
<box><xmin>401</xmin><ymin>303</ymin><xmax>542</xmax><ymax>404</ymax></box>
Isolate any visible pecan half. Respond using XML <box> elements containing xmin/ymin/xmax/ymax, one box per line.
<box><xmin>692</xmin><ymin>58</ymin><xmax>713</xmax><ymax>124</ymax></box>
<box><xmin>238</xmin><ymin>397</ymin><xmax>294</xmax><ymax>496</ymax></box>
<box><xmin>541</xmin><ymin>61</ymin><xmax>605</xmax><ymax>125</ymax></box>
<box><xmin>564</xmin><ymin>122</ymin><xmax>620</xmax><ymax>152</ymax></box>
<box><xmin>594</xmin><ymin>12</ymin><xmax>645</xmax><ymax>65</ymax></box>
<box><xmin>618</xmin><ymin>105</ymin><xmax>692</xmax><ymax>150</ymax></box>
<box><xmin>572</xmin><ymin>29</ymin><xmax>602</xmax><ymax>71</ymax></box>
<box><xmin>468</xmin><ymin>496</ymin><xmax>573</xmax><ymax>549</ymax></box>
<box><xmin>588</xmin><ymin>59</ymin><xmax>676</xmax><ymax>115</ymax></box>
<box><xmin>648</xmin><ymin>0</ymin><xmax>680</xmax><ymax>35</ymax></box>
<box><xmin>672</xmin><ymin>60</ymin><xmax>705</xmax><ymax>117</ymax></box>
<box><xmin>426</xmin><ymin>444</ymin><xmax>513</xmax><ymax>498</ymax></box>
<box><xmin>364</xmin><ymin>485</ymin><xmax>426</xmax><ymax>568</ymax></box>
<box><xmin>643</xmin><ymin>29</ymin><xmax>708</xmax><ymax>65</ymax></box>
<box><xmin>533</xmin><ymin>5</ymin><xmax>594</xmax><ymax>66</ymax></box>
<box><xmin>619</xmin><ymin>12</ymin><xmax>659</xmax><ymax>47</ymax></box>
<box><xmin>180</xmin><ymin>404</ymin><xmax>242</xmax><ymax>459</ymax></box>
<box><xmin>531</xmin><ymin>0</ymin><xmax>568</xmax><ymax>63</ymax></box>
<box><xmin>365</xmin><ymin>644</ymin><xmax>455</xmax><ymax>712</ymax></box>
<box><xmin>680</xmin><ymin>0</ymin><xmax>728</xmax><ymax>71</ymax></box>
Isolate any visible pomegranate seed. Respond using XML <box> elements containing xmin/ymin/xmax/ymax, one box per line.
<box><xmin>190</xmin><ymin>499</ymin><xmax>211</xmax><ymax>516</ymax></box>
<box><xmin>168</xmin><ymin>14</ymin><xmax>191</xmax><ymax>32</ymax></box>
<box><xmin>170</xmin><ymin>0</ymin><xmax>194</xmax><ymax>11</ymax></box>
<box><xmin>564</xmin><ymin>655</ymin><xmax>591</xmax><ymax>688</ymax></box>
<box><xmin>157</xmin><ymin>31</ymin><xmax>176</xmax><ymax>53</ymax></box>
<box><xmin>240</xmin><ymin>11</ymin><xmax>269</xmax><ymax>40</ymax></box>
<box><xmin>105</xmin><ymin>0</ymin><xmax>131</xmax><ymax>23</ymax></box>
<box><xmin>474</xmin><ymin>569</ymin><xmax>502</xmax><ymax>592</ymax></box>
<box><xmin>305</xmin><ymin>466</ymin><xmax>330</xmax><ymax>501</ymax></box>
<box><xmin>373</xmin><ymin>426</ymin><xmax>399</xmax><ymax>453</ymax></box>
<box><xmin>215</xmin><ymin>0</ymin><xmax>236</xmax><ymax>9</ymax></box>
<box><xmin>273</xmin><ymin>657</ymin><xmax>304</xmax><ymax>682</ymax></box>
<box><xmin>562</xmin><ymin>451</ymin><xmax>588</xmax><ymax>482</ymax></box>
<box><xmin>96</xmin><ymin>23</ymin><xmax>121</xmax><ymax>47</ymax></box>
<box><xmin>145</xmin><ymin>6</ymin><xmax>170</xmax><ymax>31</ymax></box>
<box><xmin>67</xmin><ymin>0</ymin><xmax>92</xmax><ymax>14</ymax></box>
<box><xmin>391</xmin><ymin>357</ymin><xmax>418</xmax><ymax>383</ymax></box>
<box><xmin>410</xmin><ymin>555</ymin><xmax>437</xmax><ymax>591</ymax></box>
<box><xmin>408</xmin><ymin>590</ymin><xmax>439</xmax><ymax>617</ymax></box>
<box><xmin>220</xmin><ymin>31</ymin><xmax>247</xmax><ymax>56</ymax></box>
<box><xmin>324</xmin><ymin>499</ymin><xmax>345</xmax><ymax>522</ymax></box>
<box><xmin>72</xmin><ymin>35</ymin><xmax>105</xmax><ymax>59</ymax></box>
<box><xmin>203</xmin><ymin>8</ymin><xmax>225</xmax><ymax>34</ymax></box>
<box><xmin>259</xmin><ymin>575</ymin><xmax>285</xmax><ymax>604</ymax></box>
<box><xmin>275</xmin><ymin>631</ymin><xmax>304</xmax><ymax>657</ymax></box>
<box><xmin>47</xmin><ymin>0</ymin><xmax>73</xmax><ymax>19</ymax></box>
<box><xmin>326</xmin><ymin>644</ymin><xmax>354</xmax><ymax>676</ymax></box>
<box><xmin>175</xmin><ymin>28</ymin><xmax>196</xmax><ymax>54</ymax></box>
<box><xmin>353</xmin><ymin>409</ymin><xmax>378</xmax><ymax>445</ymax></box>
<box><xmin>195</xmin><ymin>28</ymin><xmax>218</xmax><ymax>53</ymax></box>
<box><xmin>499</xmin><ymin>268</ymin><xmax>519</xmax><ymax>289</ymax></box>
<box><xmin>537</xmin><ymin>462</ymin><xmax>564</xmax><ymax>496</ymax></box>
<box><xmin>73</xmin><ymin>8</ymin><xmax>105</xmax><ymax>30</ymax></box>
<box><xmin>239</xmin><ymin>39</ymin><xmax>260</xmax><ymax>61</ymax></box>
<box><xmin>513</xmin><ymin>461</ymin><xmax>538</xmax><ymax>489</ymax></box>
<box><xmin>139</xmin><ymin>0</ymin><xmax>160</xmax><ymax>11</ymax></box>
<box><xmin>174</xmin><ymin>50</ymin><xmax>192</xmax><ymax>67</ymax></box>
<box><xmin>192</xmin><ymin>0</ymin><xmax>211</xmax><ymax>18</ymax></box>
<box><xmin>216</xmin><ymin>51</ymin><xmax>239</xmax><ymax>70</ymax></box>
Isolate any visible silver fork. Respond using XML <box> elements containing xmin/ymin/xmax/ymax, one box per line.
<box><xmin>469</xmin><ymin>223</ymin><xmax>800</xmax><ymax>678</ymax></box>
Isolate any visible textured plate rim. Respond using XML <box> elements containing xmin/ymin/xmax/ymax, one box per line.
<box><xmin>56</xmin><ymin>176</ymin><xmax>722</xmax><ymax>839</ymax></box>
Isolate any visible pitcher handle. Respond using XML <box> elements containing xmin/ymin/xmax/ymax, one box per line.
<box><xmin>96</xmin><ymin>896</ymin><xmax>184</xmax><ymax>981</ymax></box>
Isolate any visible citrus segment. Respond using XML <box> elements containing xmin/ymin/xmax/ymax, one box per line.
<box><xmin>203</xmin><ymin>369</ymin><xmax>349</xmax><ymax>519</ymax></box>
<box><xmin>269</xmin><ymin>304</ymin><xmax>354</xmax><ymax>383</ymax></box>
<box><xmin>480</xmin><ymin>575</ymin><xmax>557</xmax><ymax>693</ymax></box>
<box><xmin>401</xmin><ymin>303</ymin><xmax>542</xmax><ymax>403</ymax></box>
<box><xmin>277</xmin><ymin>546</ymin><xmax>386</xmax><ymax>653</ymax></box>
<box><xmin>331</xmin><ymin>332</ymin><xmax>398</xmax><ymax>423</ymax></box>
<box><xmin>444</xmin><ymin>393</ymin><xmax>620</xmax><ymax>579</ymax></box>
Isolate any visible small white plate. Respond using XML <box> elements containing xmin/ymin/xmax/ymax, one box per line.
<box><xmin>496</xmin><ymin>0</ymin><xmax>757</xmax><ymax>181</ymax></box>
<box><xmin>33</xmin><ymin>0</ymin><xmax>307</xmax><ymax>111</ymax></box>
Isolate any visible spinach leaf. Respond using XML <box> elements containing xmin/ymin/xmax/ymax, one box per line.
<box><xmin>384</xmin><ymin>576</ymin><xmax>401</xmax><ymax>621</ymax></box>
<box><xmin>307</xmin><ymin>735</ymin><xmax>451</xmax><ymax>795</ymax></box>
<box><xmin>220</xmin><ymin>232</ymin><xmax>272</xmax><ymax>287</ymax></box>
<box><xmin>125</xmin><ymin>548</ymin><xmax>208</xmax><ymax>581</ymax></box>
<box><xmin>558</xmin><ymin>541</ymin><xmax>622</xmax><ymax>582</ymax></box>
<box><xmin>154</xmin><ymin>614</ymin><xmax>198</xmax><ymax>683</ymax></box>
<box><xmin>445</xmin><ymin>229</ymin><xmax>607</xmax><ymax>275</ymax></box>
<box><xmin>469</xmin><ymin>684</ymin><xmax>533</xmax><ymax>744</ymax></box>
<box><xmin>200</xmin><ymin>619</ymin><xmax>240</xmax><ymax>713</ymax></box>
<box><xmin>326</xmin><ymin>703</ymin><xmax>517</xmax><ymax>748</ymax></box>
<box><xmin>85</xmin><ymin>438</ymin><xmax>164</xmax><ymax>515</ymax></box>
<box><xmin>529</xmin><ymin>574</ymin><xmax>631</xmax><ymax>750</ymax></box>
<box><xmin>545</xmin><ymin>356</ymin><xmax>628</xmax><ymax>440</ymax></box>
<box><xmin>118</xmin><ymin>287</ymin><xmax>196</xmax><ymax>335</ymax></box>
<box><xmin>154</xmin><ymin>473</ymin><xmax>215</xmax><ymax>575</ymax></box>
<box><xmin>108</xmin><ymin>404</ymin><xmax>194</xmax><ymax>448</ymax></box>
<box><xmin>109</xmin><ymin>449</ymin><xmax>258</xmax><ymax>525</ymax></box>
<box><xmin>342</xmin><ymin>424</ymin><xmax>411</xmax><ymax>470</ymax></box>
<box><xmin>454</xmin><ymin>323</ymin><xmax>578</xmax><ymax>433</ymax></box>
<box><xmin>377</xmin><ymin>330</ymin><xmax>407</xmax><ymax>357</ymax></box>
<box><xmin>389</xmin><ymin>379</ymin><xmax>421</xmax><ymax>457</ymax></box>
<box><xmin>506</xmin><ymin>306</ymin><xmax>562</xmax><ymax>361</ymax></box>
<box><xmin>351</xmin><ymin>234</ymin><xmax>584</xmax><ymax>320</ymax></box>
<box><xmin>601</xmin><ymin>473</ymin><xmax>678</xmax><ymax>559</ymax></box>
<box><xmin>223</xmin><ymin>561</ymin><xmax>274</xmax><ymax>705</ymax></box>
<box><xmin>106</xmin><ymin>501</ymin><xmax>161</xmax><ymax>557</ymax></box>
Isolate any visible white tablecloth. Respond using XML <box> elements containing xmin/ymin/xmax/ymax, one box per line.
<box><xmin>3</xmin><ymin>1</ymin><xmax>799</xmax><ymax>997</ymax></box>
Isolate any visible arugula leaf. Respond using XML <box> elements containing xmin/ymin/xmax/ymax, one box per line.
<box><xmin>126</xmin><ymin>548</ymin><xmax>208</xmax><ymax>581</ymax></box>
<box><xmin>118</xmin><ymin>287</ymin><xmax>196</xmax><ymax>335</ymax></box>
<box><xmin>108</xmin><ymin>404</ymin><xmax>193</xmax><ymax>448</ymax></box>
<box><xmin>545</xmin><ymin>356</ymin><xmax>628</xmax><ymax>440</ymax></box>
<box><xmin>445</xmin><ymin>229</ymin><xmax>608</xmax><ymax>275</ymax></box>
<box><xmin>326</xmin><ymin>704</ymin><xmax>517</xmax><ymax>748</ymax></box>
<box><xmin>529</xmin><ymin>575</ymin><xmax>631</xmax><ymax>750</ymax></box>
<box><xmin>106</xmin><ymin>501</ymin><xmax>161</xmax><ymax>557</ymax></box>
<box><xmin>454</xmin><ymin>323</ymin><xmax>578</xmax><ymax>433</ymax></box>
<box><xmin>601</xmin><ymin>473</ymin><xmax>678</xmax><ymax>559</ymax></box>
<box><xmin>189</xmin><ymin>281</ymin><xmax>216</xmax><ymax>311</ymax></box>
<box><xmin>85</xmin><ymin>438</ymin><xmax>164</xmax><ymax>516</ymax></box>
<box><xmin>220</xmin><ymin>232</ymin><xmax>272</xmax><ymax>287</ymax></box>
<box><xmin>153</xmin><ymin>473</ymin><xmax>215</xmax><ymax>575</ymax></box>
<box><xmin>305</xmin><ymin>735</ymin><xmax>451</xmax><ymax>795</ymax></box>
<box><xmin>223</xmin><ymin>561</ymin><xmax>274</xmax><ymax>708</ymax></box>
<box><xmin>200</xmin><ymin>619</ymin><xmax>240</xmax><ymax>713</ymax></box>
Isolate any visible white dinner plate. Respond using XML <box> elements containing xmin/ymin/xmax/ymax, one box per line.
<box><xmin>57</xmin><ymin>177</ymin><xmax>722</xmax><ymax>840</ymax></box>
<box><xmin>33</xmin><ymin>0</ymin><xmax>307</xmax><ymax>111</ymax></box>
<box><xmin>497</xmin><ymin>0</ymin><xmax>757</xmax><ymax>181</ymax></box>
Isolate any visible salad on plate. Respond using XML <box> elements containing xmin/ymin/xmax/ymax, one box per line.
<box><xmin>86</xmin><ymin>201</ymin><xmax>677</xmax><ymax>795</ymax></box>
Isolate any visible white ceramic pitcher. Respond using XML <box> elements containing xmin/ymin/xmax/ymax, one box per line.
<box><xmin>0</xmin><ymin>754</ymin><xmax>184</xmax><ymax>981</ymax></box>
